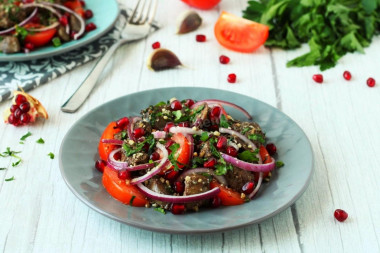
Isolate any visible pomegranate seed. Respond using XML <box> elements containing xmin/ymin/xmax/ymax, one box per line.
<box><xmin>172</xmin><ymin>203</ymin><xmax>185</xmax><ymax>215</ymax></box>
<box><xmin>133</xmin><ymin>128</ymin><xmax>145</xmax><ymax>139</ymax></box>
<box><xmin>312</xmin><ymin>74</ymin><xmax>323</xmax><ymax>83</ymax></box>
<box><xmin>227</xmin><ymin>73</ymin><xmax>237</xmax><ymax>83</ymax></box>
<box><xmin>113</xmin><ymin>151</ymin><xmax>121</xmax><ymax>160</ymax></box>
<box><xmin>13</xmin><ymin>118</ymin><xmax>21</xmax><ymax>126</ymax></box>
<box><xmin>59</xmin><ymin>16</ymin><xmax>68</xmax><ymax>26</ymax></box>
<box><xmin>19</xmin><ymin>102</ymin><xmax>30</xmax><ymax>113</ymax></box>
<box><xmin>204</xmin><ymin>158</ymin><xmax>216</xmax><ymax>168</ymax></box>
<box><xmin>343</xmin><ymin>71</ymin><xmax>352</xmax><ymax>81</ymax></box>
<box><xmin>196</xmin><ymin>34</ymin><xmax>206</xmax><ymax>42</ymax></box>
<box><xmin>85</xmin><ymin>22</ymin><xmax>97</xmax><ymax>32</ymax></box>
<box><xmin>367</xmin><ymin>77</ymin><xmax>376</xmax><ymax>87</ymax></box>
<box><xmin>211</xmin><ymin>196</ymin><xmax>221</xmax><ymax>208</ymax></box>
<box><xmin>165</xmin><ymin>170</ymin><xmax>178</xmax><ymax>181</ymax></box>
<box><xmin>216</xmin><ymin>136</ymin><xmax>227</xmax><ymax>150</ymax></box>
<box><xmin>23</xmin><ymin>0</ymin><xmax>34</xmax><ymax>3</ymax></box>
<box><xmin>209</xmin><ymin>125</ymin><xmax>219</xmax><ymax>131</ymax></box>
<box><xmin>84</xmin><ymin>9</ymin><xmax>93</xmax><ymax>19</ymax></box>
<box><xmin>334</xmin><ymin>209</ymin><xmax>348</xmax><ymax>222</ymax></box>
<box><xmin>184</xmin><ymin>99</ymin><xmax>195</xmax><ymax>108</ymax></box>
<box><xmin>70</xmin><ymin>31</ymin><xmax>77</xmax><ymax>39</ymax></box>
<box><xmin>219</xmin><ymin>55</ymin><xmax>230</xmax><ymax>64</ymax></box>
<box><xmin>95</xmin><ymin>159</ymin><xmax>107</xmax><ymax>173</ymax></box>
<box><xmin>14</xmin><ymin>108</ymin><xmax>22</xmax><ymax>119</ymax></box>
<box><xmin>266</xmin><ymin>143</ymin><xmax>277</xmax><ymax>156</ymax></box>
<box><xmin>150</xmin><ymin>152</ymin><xmax>160</xmax><ymax>161</ymax></box>
<box><xmin>24</xmin><ymin>42</ymin><xmax>35</xmax><ymax>51</ymax></box>
<box><xmin>170</xmin><ymin>100</ymin><xmax>182</xmax><ymax>111</ymax></box>
<box><xmin>8</xmin><ymin>114</ymin><xmax>16</xmax><ymax>124</ymax></box>
<box><xmin>164</xmin><ymin>122</ymin><xmax>175</xmax><ymax>132</ymax></box>
<box><xmin>30</xmin><ymin>16</ymin><xmax>40</xmax><ymax>23</ymax></box>
<box><xmin>178</xmin><ymin>121</ymin><xmax>190</xmax><ymax>127</ymax></box>
<box><xmin>152</xmin><ymin>41</ymin><xmax>161</xmax><ymax>49</ymax></box>
<box><xmin>79</xmin><ymin>0</ymin><xmax>85</xmax><ymax>6</ymax></box>
<box><xmin>242</xmin><ymin>181</ymin><xmax>255</xmax><ymax>195</ymax></box>
<box><xmin>118</xmin><ymin>170</ymin><xmax>129</xmax><ymax>180</ymax></box>
<box><xmin>20</xmin><ymin>113</ymin><xmax>30</xmax><ymax>124</ymax></box>
<box><xmin>116</xmin><ymin>117</ymin><xmax>129</xmax><ymax>129</ymax></box>
<box><xmin>226</xmin><ymin>146</ymin><xmax>238</xmax><ymax>157</ymax></box>
<box><xmin>10</xmin><ymin>104</ymin><xmax>19</xmax><ymax>113</ymax></box>
<box><xmin>210</xmin><ymin>106</ymin><xmax>221</xmax><ymax>118</ymax></box>
<box><xmin>174</xmin><ymin>181</ymin><xmax>184</xmax><ymax>194</ymax></box>
<box><xmin>15</xmin><ymin>94</ymin><xmax>27</xmax><ymax>105</ymax></box>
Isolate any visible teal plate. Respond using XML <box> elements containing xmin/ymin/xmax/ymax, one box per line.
<box><xmin>59</xmin><ymin>87</ymin><xmax>314</xmax><ymax>234</ymax></box>
<box><xmin>0</xmin><ymin>0</ymin><xmax>119</xmax><ymax>62</ymax></box>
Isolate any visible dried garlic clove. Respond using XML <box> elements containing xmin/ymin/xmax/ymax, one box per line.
<box><xmin>176</xmin><ymin>10</ymin><xmax>202</xmax><ymax>34</ymax></box>
<box><xmin>147</xmin><ymin>48</ymin><xmax>182</xmax><ymax>71</ymax></box>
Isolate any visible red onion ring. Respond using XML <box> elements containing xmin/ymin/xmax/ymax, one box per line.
<box><xmin>249</xmin><ymin>172</ymin><xmax>263</xmax><ymax>199</ymax></box>
<box><xmin>107</xmin><ymin>148</ymin><xmax>126</xmax><ymax>169</ymax></box>
<box><xmin>152</xmin><ymin>131</ymin><xmax>166</xmax><ymax>139</ymax></box>
<box><xmin>130</xmin><ymin>143</ymin><xmax>168</xmax><ymax>184</ymax></box>
<box><xmin>221</xmin><ymin>153</ymin><xmax>275</xmax><ymax>172</ymax></box>
<box><xmin>0</xmin><ymin>8</ymin><xmax>38</xmax><ymax>35</ymax></box>
<box><xmin>190</xmin><ymin>99</ymin><xmax>252</xmax><ymax>120</ymax></box>
<box><xmin>101</xmin><ymin>139</ymin><xmax>124</xmax><ymax>145</ymax></box>
<box><xmin>136</xmin><ymin>183</ymin><xmax>220</xmax><ymax>203</ymax></box>
<box><xmin>26</xmin><ymin>21</ymin><xmax>59</xmax><ymax>32</ymax></box>
<box><xmin>21</xmin><ymin>3</ymin><xmax>62</xmax><ymax>18</ymax></box>
<box><xmin>107</xmin><ymin>160</ymin><xmax>157</xmax><ymax>171</ymax></box>
<box><xmin>176</xmin><ymin>168</ymin><xmax>227</xmax><ymax>185</ymax></box>
<box><xmin>169</xmin><ymin>126</ymin><xmax>204</xmax><ymax>136</ymax></box>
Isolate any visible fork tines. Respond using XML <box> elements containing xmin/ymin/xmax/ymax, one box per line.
<box><xmin>129</xmin><ymin>0</ymin><xmax>158</xmax><ymax>25</ymax></box>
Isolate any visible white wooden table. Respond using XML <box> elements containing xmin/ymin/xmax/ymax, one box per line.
<box><xmin>1</xmin><ymin>0</ymin><xmax>380</xmax><ymax>252</ymax></box>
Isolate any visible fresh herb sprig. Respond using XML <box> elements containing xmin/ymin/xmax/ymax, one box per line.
<box><xmin>0</xmin><ymin>147</ymin><xmax>22</xmax><ymax>167</ymax></box>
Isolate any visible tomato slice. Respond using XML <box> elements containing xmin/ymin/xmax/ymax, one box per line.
<box><xmin>181</xmin><ymin>0</ymin><xmax>220</xmax><ymax>10</ymax></box>
<box><xmin>159</xmin><ymin>133</ymin><xmax>191</xmax><ymax>174</ymax></box>
<box><xmin>98</xmin><ymin>122</ymin><xmax>121</xmax><ymax>161</ymax></box>
<box><xmin>64</xmin><ymin>0</ymin><xmax>85</xmax><ymax>17</ymax></box>
<box><xmin>102</xmin><ymin>166</ymin><xmax>148</xmax><ymax>206</ymax></box>
<box><xmin>24</xmin><ymin>29</ymin><xmax>57</xmax><ymax>47</ymax></box>
<box><xmin>254</xmin><ymin>146</ymin><xmax>272</xmax><ymax>181</ymax></box>
<box><xmin>214</xmin><ymin>11</ymin><xmax>269</xmax><ymax>53</ymax></box>
<box><xmin>210</xmin><ymin>180</ymin><xmax>245</xmax><ymax>206</ymax></box>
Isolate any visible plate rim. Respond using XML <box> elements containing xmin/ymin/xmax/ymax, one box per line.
<box><xmin>0</xmin><ymin>0</ymin><xmax>119</xmax><ymax>62</ymax></box>
<box><xmin>59</xmin><ymin>87</ymin><xmax>314</xmax><ymax>234</ymax></box>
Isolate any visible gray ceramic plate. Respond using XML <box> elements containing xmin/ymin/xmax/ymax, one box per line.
<box><xmin>0</xmin><ymin>0</ymin><xmax>118</xmax><ymax>62</ymax></box>
<box><xmin>59</xmin><ymin>87</ymin><xmax>314</xmax><ymax>234</ymax></box>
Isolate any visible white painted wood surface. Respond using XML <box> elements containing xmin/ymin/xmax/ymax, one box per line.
<box><xmin>1</xmin><ymin>0</ymin><xmax>380</xmax><ymax>252</ymax></box>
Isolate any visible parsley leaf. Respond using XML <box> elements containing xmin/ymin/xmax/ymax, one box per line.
<box><xmin>20</xmin><ymin>132</ymin><xmax>32</xmax><ymax>141</ymax></box>
<box><xmin>36</xmin><ymin>138</ymin><xmax>45</xmax><ymax>144</ymax></box>
<box><xmin>0</xmin><ymin>167</ymin><xmax>6</xmax><ymax>170</ymax></box>
<box><xmin>0</xmin><ymin>147</ymin><xmax>22</xmax><ymax>166</ymax></box>
<box><xmin>48</xmin><ymin>152</ymin><xmax>55</xmax><ymax>159</ymax></box>
<box><xmin>129</xmin><ymin>196</ymin><xmax>136</xmax><ymax>205</ymax></box>
<box><xmin>215</xmin><ymin>158</ymin><xmax>233</xmax><ymax>176</ymax></box>
<box><xmin>241</xmin><ymin>127</ymin><xmax>250</xmax><ymax>134</ymax></box>
<box><xmin>248</xmin><ymin>134</ymin><xmax>266</xmax><ymax>144</ymax></box>
<box><xmin>154</xmin><ymin>207</ymin><xmax>166</xmax><ymax>214</ymax></box>
<box><xmin>238</xmin><ymin>150</ymin><xmax>259</xmax><ymax>163</ymax></box>
<box><xmin>219</xmin><ymin>114</ymin><xmax>230</xmax><ymax>128</ymax></box>
<box><xmin>12</xmin><ymin>160</ymin><xmax>21</xmax><ymax>167</ymax></box>
<box><xmin>200</xmin><ymin>132</ymin><xmax>209</xmax><ymax>142</ymax></box>
<box><xmin>168</xmin><ymin>143</ymin><xmax>181</xmax><ymax>171</ymax></box>
<box><xmin>122</xmin><ymin>135</ymin><xmax>156</xmax><ymax>157</ymax></box>
<box><xmin>276</xmin><ymin>161</ymin><xmax>285</xmax><ymax>168</ymax></box>
<box><xmin>5</xmin><ymin>176</ymin><xmax>15</xmax><ymax>182</ymax></box>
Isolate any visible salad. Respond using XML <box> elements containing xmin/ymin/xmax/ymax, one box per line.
<box><xmin>96</xmin><ymin>98</ymin><xmax>279</xmax><ymax>214</ymax></box>
<box><xmin>0</xmin><ymin>0</ymin><xmax>95</xmax><ymax>54</ymax></box>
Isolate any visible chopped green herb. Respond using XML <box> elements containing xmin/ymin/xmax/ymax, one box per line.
<box><xmin>173</xmin><ymin>110</ymin><xmax>182</xmax><ymax>121</ymax></box>
<box><xmin>155</xmin><ymin>101</ymin><xmax>166</xmax><ymax>107</ymax></box>
<box><xmin>276</xmin><ymin>161</ymin><xmax>285</xmax><ymax>168</ymax></box>
<box><xmin>15</xmin><ymin>25</ymin><xmax>28</xmax><ymax>40</ymax></box>
<box><xmin>168</xmin><ymin>143</ymin><xmax>181</xmax><ymax>171</ymax></box>
<box><xmin>238</xmin><ymin>150</ymin><xmax>259</xmax><ymax>163</ymax></box>
<box><xmin>5</xmin><ymin>176</ymin><xmax>15</xmax><ymax>182</ymax></box>
<box><xmin>0</xmin><ymin>147</ymin><xmax>22</xmax><ymax>166</ymax></box>
<box><xmin>154</xmin><ymin>207</ymin><xmax>166</xmax><ymax>214</ymax></box>
<box><xmin>248</xmin><ymin>134</ymin><xmax>265</xmax><ymax>144</ymax></box>
<box><xmin>241</xmin><ymin>127</ymin><xmax>250</xmax><ymax>134</ymax></box>
<box><xmin>20</xmin><ymin>131</ymin><xmax>32</xmax><ymax>141</ymax></box>
<box><xmin>0</xmin><ymin>168</ymin><xmax>6</xmax><ymax>170</ymax></box>
<box><xmin>19</xmin><ymin>142</ymin><xmax>24</xmax><ymax>145</ymax></box>
<box><xmin>52</xmin><ymin>37</ymin><xmax>61</xmax><ymax>47</ymax></box>
<box><xmin>121</xmin><ymin>131</ymin><xmax>128</xmax><ymax>139</ymax></box>
<box><xmin>215</xmin><ymin>158</ymin><xmax>233</xmax><ymax>176</ymax></box>
<box><xmin>36</xmin><ymin>138</ymin><xmax>45</xmax><ymax>144</ymax></box>
<box><xmin>129</xmin><ymin>196</ymin><xmax>136</xmax><ymax>205</ymax></box>
<box><xmin>219</xmin><ymin>114</ymin><xmax>230</xmax><ymax>128</ymax></box>
<box><xmin>48</xmin><ymin>152</ymin><xmax>55</xmax><ymax>159</ymax></box>
<box><xmin>191</xmin><ymin>156</ymin><xmax>205</xmax><ymax>168</ymax></box>
<box><xmin>12</xmin><ymin>160</ymin><xmax>21</xmax><ymax>167</ymax></box>
<box><xmin>200</xmin><ymin>132</ymin><xmax>209</xmax><ymax>142</ymax></box>
<box><xmin>123</xmin><ymin>134</ymin><xmax>156</xmax><ymax>157</ymax></box>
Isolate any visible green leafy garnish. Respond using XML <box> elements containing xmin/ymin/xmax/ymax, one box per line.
<box><xmin>52</xmin><ymin>37</ymin><xmax>61</xmax><ymax>47</ymax></box>
<box><xmin>0</xmin><ymin>168</ymin><xmax>6</xmax><ymax>170</ymax></box>
<box><xmin>248</xmin><ymin>134</ymin><xmax>265</xmax><ymax>144</ymax></box>
<box><xmin>0</xmin><ymin>147</ymin><xmax>22</xmax><ymax>166</ymax></box>
<box><xmin>215</xmin><ymin>158</ymin><xmax>233</xmax><ymax>176</ymax></box>
<box><xmin>191</xmin><ymin>156</ymin><xmax>206</xmax><ymax>168</ymax></box>
<box><xmin>36</xmin><ymin>138</ymin><xmax>45</xmax><ymax>144</ymax></box>
<box><xmin>123</xmin><ymin>135</ymin><xmax>156</xmax><ymax>157</ymax></box>
<box><xmin>154</xmin><ymin>207</ymin><xmax>166</xmax><ymax>214</ymax></box>
<box><xmin>5</xmin><ymin>176</ymin><xmax>15</xmax><ymax>182</ymax></box>
<box><xmin>241</xmin><ymin>127</ymin><xmax>250</xmax><ymax>134</ymax></box>
<box><xmin>219</xmin><ymin>114</ymin><xmax>230</xmax><ymax>128</ymax></box>
<box><xmin>238</xmin><ymin>150</ymin><xmax>259</xmax><ymax>163</ymax></box>
<box><xmin>121</xmin><ymin>131</ymin><xmax>128</xmax><ymax>140</ymax></box>
<box><xmin>12</xmin><ymin>160</ymin><xmax>21</xmax><ymax>167</ymax></box>
<box><xmin>20</xmin><ymin>132</ymin><xmax>32</xmax><ymax>141</ymax></box>
<box><xmin>200</xmin><ymin>132</ymin><xmax>209</xmax><ymax>142</ymax></box>
<box><xmin>129</xmin><ymin>196</ymin><xmax>136</xmax><ymax>205</ymax></box>
<box><xmin>15</xmin><ymin>25</ymin><xmax>28</xmax><ymax>40</ymax></box>
<box><xmin>48</xmin><ymin>152</ymin><xmax>55</xmax><ymax>159</ymax></box>
<box><xmin>243</xmin><ymin>0</ymin><xmax>380</xmax><ymax>70</ymax></box>
<box><xmin>276</xmin><ymin>161</ymin><xmax>285</xmax><ymax>168</ymax></box>
<box><xmin>155</xmin><ymin>101</ymin><xmax>166</xmax><ymax>107</ymax></box>
<box><xmin>168</xmin><ymin>143</ymin><xmax>181</xmax><ymax>171</ymax></box>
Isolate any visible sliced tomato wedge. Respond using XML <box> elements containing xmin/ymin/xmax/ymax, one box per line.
<box><xmin>210</xmin><ymin>180</ymin><xmax>245</xmax><ymax>206</ymax></box>
<box><xmin>98</xmin><ymin>121</ymin><xmax>121</xmax><ymax>161</ymax></box>
<box><xmin>102</xmin><ymin>166</ymin><xmax>148</xmax><ymax>206</ymax></box>
<box><xmin>64</xmin><ymin>0</ymin><xmax>85</xmax><ymax>17</ymax></box>
<box><xmin>181</xmin><ymin>0</ymin><xmax>220</xmax><ymax>10</ymax></box>
<box><xmin>254</xmin><ymin>146</ymin><xmax>272</xmax><ymax>182</ymax></box>
<box><xmin>214</xmin><ymin>11</ymin><xmax>269</xmax><ymax>53</ymax></box>
<box><xmin>24</xmin><ymin>29</ymin><xmax>57</xmax><ymax>47</ymax></box>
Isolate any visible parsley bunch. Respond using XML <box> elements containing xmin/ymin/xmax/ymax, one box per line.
<box><xmin>243</xmin><ymin>0</ymin><xmax>380</xmax><ymax>70</ymax></box>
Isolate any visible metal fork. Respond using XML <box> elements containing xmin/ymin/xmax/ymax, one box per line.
<box><xmin>61</xmin><ymin>0</ymin><xmax>158</xmax><ymax>113</ymax></box>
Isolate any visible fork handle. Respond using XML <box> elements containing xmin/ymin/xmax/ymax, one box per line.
<box><xmin>61</xmin><ymin>39</ymin><xmax>124</xmax><ymax>113</ymax></box>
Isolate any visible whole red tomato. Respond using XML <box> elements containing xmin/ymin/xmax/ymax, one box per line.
<box><xmin>181</xmin><ymin>0</ymin><xmax>221</xmax><ymax>10</ymax></box>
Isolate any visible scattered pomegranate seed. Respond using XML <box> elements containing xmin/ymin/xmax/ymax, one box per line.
<box><xmin>174</xmin><ymin>181</ymin><xmax>184</xmax><ymax>194</ymax></box>
<box><xmin>19</xmin><ymin>102</ymin><xmax>30</xmax><ymax>113</ymax></box>
<box><xmin>226</xmin><ymin>146</ymin><xmax>238</xmax><ymax>157</ymax></box>
<box><xmin>165</xmin><ymin>170</ymin><xmax>178</xmax><ymax>181</ymax></box>
<box><xmin>59</xmin><ymin>16</ymin><xmax>68</xmax><ymax>26</ymax></box>
<box><xmin>219</xmin><ymin>55</ymin><xmax>230</xmax><ymax>64</ymax></box>
<box><xmin>312</xmin><ymin>74</ymin><xmax>323</xmax><ymax>83</ymax></box>
<box><xmin>24</xmin><ymin>42</ymin><xmax>35</xmax><ymax>51</ymax></box>
<box><xmin>133</xmin><ymin>128</ymin><xmax>145</xmax><ymax>139</ymax></box>
<box><xmin>343</xmin><ymin>71</ymin><xmax>352</xmax><ymax>81</ymax></box>
<box><xmin>227</xmin><ymin>73</ymin><xmax>237</xmax><ymax>83</ymax></box>
<box><xmin>113</xmin><ymin>151</ymin><xmax>121</xmax><ymax>160</ymax></box>
<box><xmin>20</xmin><ymin>113</ymin><xmax>30</xmax><ymax>124</ymax></box>
<box><xmin>216</xmin><ymin>136</ymin><xmax>227</xmax><ymax>150</ymax></box>
<box><xmin>8</xmin><ymin>114</ymin><xmax>16</xmax><ymax>125</ymax></box>
<box><xmin>204</xmin><ymin>158</ymin><xmax>216</xmax><ymax>168</ymax></box>
<box><xmin>172</xmin><ymin>203</ymin><xmax>185</xmax><ymax>215</ymax></box>
<box><xmin>15</xmin><ymin>94</ymin><xmax>27</xmax><ymax>105</ymax></box>
<box><xmin>178</xmin><ymin>121</ymin><xmax>190</xmax><ymax>127</ymax></box>
<box><xmin>84</xmin><ymin>9</ymin><xmax>93</xmax><ymax>19</ymax></box>
<box><xmin>242</xmin><ymin>181</ymin><xmax>255</xmax><ymax>195</ymax></box>
<box><xmin>164</xmin><ymin>122</ymin><xmax>175</xmax><ymax>132</ymax></box>
<box><xmin>210</xmin><ymin>106</ymin><xmax>221</xmax><ymax>118</ymax></box>
<box><xmin>184</xmin><ymin>99</ymin><xmax>195</xmax><ymax>107</ymax></box>
<box><xmin>150</xmin><ymin>152</ymin><xmax>160</xmax><ymax>161</ymax></box>
<box><xmin>196</xmin><ymin>34</ymin><xmax>206</xmax><ymax>42</ymax></box>
<box><xmin>79</xmin><ymin>0</ymin><xmax>85</xmax><ymax>6</ymax></box>
<box><xmin>266</xmin><ymin>143</ymin><xmax>277</xmax><ymax>156</ymax></box>
<box><xmin>116</xmin><ymin>117</ymin><xmax>129</xmax><ymax>130</ymax></box>
<box><xmin>10</xmin><ymin>104</ymin><xmax>18</xmax><ymax>113</ymax></box>
<box><xmin>367</xmin><ymin>77</ymin><xmax>376</xmax><ymax>87</ymax></box>
<box><xmin>95</xmin><ymin>159</ymin><xmax>107</xmax><ymax>173</ymax></box>
<box><xmin>14</xmin><ymin>108</ymin><xmax>22</xmax><ymax>119</ymax></box>
<box><xmin>152</xmin><ymin>41</ymin><xmax>161</xmax><ymax>49</ymax></box>
<box><xmin>118</xmin><ymin>170</ymin><xmax>129</xmax><ymax>180</ymax></box>
<box><xmin>170</xmin><ymin>100</ymin><xmax>182</xmax><ymax>111</ymax></box>
<box><xmin>334</xmin><ymin>209</ymin><xmax>348</xmax><ymax>222</ymax></box>
<box><xmin>211</xmin><ymin>196</ymin><xmax>221</xmax><ymax>208</ymax></box>
<box><xmin>85</xmin><ymin>22</ymin><xmax>97</xmax><ymax>32</ymax></box>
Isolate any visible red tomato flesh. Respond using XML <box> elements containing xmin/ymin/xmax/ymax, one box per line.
<box><xmin>24</xmin><ymin>29</ymin><xmax>57</xmax><ymax>47</ymax></box>
<box><xmin>98</xmin><ymin>121</ymin><xmax>121</xmax><ymax>161</ymax></box>
<box><xmin>181</xmin><ymin>0</ymin><xmax>220</xmax><ymax>10</ymax></box>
